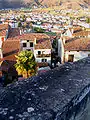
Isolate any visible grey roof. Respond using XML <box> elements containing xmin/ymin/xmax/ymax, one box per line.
<box><xmin>0</xmin><ymin>57</ymin><xmax>90</xmax><ymax>119</ymax></box>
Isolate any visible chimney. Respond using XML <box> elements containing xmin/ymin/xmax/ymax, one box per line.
<box><xmin>62</xmin><ymin>37</ymin><xmax>65</xmax><ymax>44</ymax></box>
<box><xmin>0</xmin><ymin>48</ymin><xmax>3</xmax><ymax>59</ymax></box>
<box><xmin>1</xmin><ymin>51</ymin><xmax>3</xmax><ymax>58</ymax></box>
<box><xmin>20</xmin><ymin>29</ymin><xmax>22</xmax><ymax>35</ymax></box>
<box><xmin>34</xmin><ymin>38</ymin><xmax>37</xmax><ymax>45</ymax></box>
<box><xmin>0</xmin><ymin>40</ymin><xmax>3</xmax><ymax>58</ymax></box>
<box><xmin>71</xmin><ymin>29</ymin><xmax>74</xmax><ymax>34</ymax></box>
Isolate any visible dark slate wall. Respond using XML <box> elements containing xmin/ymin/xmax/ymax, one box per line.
<box><xmin>55</xmin><ymin>84</ymin><xmax>90</xmax><ymax>120</ymax></box>
<box><xmin>0</xmin><ymin>57</ymin><xmax>90</xmax><ymax>120</ymax></box>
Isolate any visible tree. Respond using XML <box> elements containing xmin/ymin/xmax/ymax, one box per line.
<box><xmin>34</xmin><ymin>27</ymin><xmax>45</xmax><ymax>33</ymax></box>
<box><xmin>15</xmin><ymin>50</ymin><xmax>37</xmax><ymax>78</ymax></box>
<box><xmin>86</xmin><ymin>17</ymin><xmax>90</xmax><ymax>23</ymax></box>
<box><xmin>29</xmin><ymin>22</ymin><xmax>33</xmax><ymax>29</ymax></box>
<box><xmin>21</xmin><ymin>14</ymin><xmax>26</xmax><ymax>22</ymax></box>
<box><xmin>18</xmin><ymin>21</ymin><xmax>22</xmax><ymax>28</ymax></box>
<box><xmin>22</xmin><ymin>22</ymin><xmax>28</xmax><ymax>28</ymax></box>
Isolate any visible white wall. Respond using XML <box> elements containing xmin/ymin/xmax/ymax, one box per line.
<box><xmin>20</xmin><ymin>40</ymin><xmax>34</xmax><ymax>52</ymax></box>
<box><xmin>65</xmin><ymin>51</ymin><xmax>90</xmax><ymax>62</ymax></box>
<box><xmin>20</xmin><ymin>41</ymin><xmax>51</xmax><ymax>64</ymax></box>
<box><xmin>0</xmin><ymin>37</ymin><xmax>3</xmax><ymax>48</ymax></box>
<box><xmin>34</xmin><ymin>49</ymin><xmax>51</xmax><ymax>55</ymax></box>
<box><xmin>0</xmin><ymin>36</ymin><xmax>5</xmax><ymax>58</ymax></box>
<box><xmin>65</xmin><ymin>29</ymin><xmax>72</xmax><ymax>37</ymax></box>
<box><xmin>36</xmin><ymin>57</ymin><xmax>51</xmax><ymax>64</ymax></box>
<box><xmin>58</xmin><ymin>38</ymin><xmax>64</xmax><ymax>63</ymax></box>
<box><xmin>34</xmin><ymin>49</ymin><xmax>51</xmax><ymax>64</ymax></box>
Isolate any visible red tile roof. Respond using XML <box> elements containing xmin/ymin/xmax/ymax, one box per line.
<box><xmin>0</xmin><ymin>29</ymin><xmax>7</xmax><ymax>36</ymax></box>
<box><xmin>2</xmin><ymin>39</ymin><xmax>20</xmax><ymax>61</ymax></box>
<box><xmin>65</xmin><ymin>38</ymin><xmax>90</xmax><ymax>51</ymax></box>
<box><xmin>20</xmin><ymin>33</ymin><xmax>52</xmax><ymax>49</ymax></box>
<box><xmin>0</xmin><ymin>24</ymin><xmax>9</xmax><ymax>36</ymax></box>
<box><xmin>0</xmin><ymin>24</ymin><xmax>9</xmax><ymax>31</ymax></box>
<box><xmin>20</xmin><ymin>33</ymin><xmax>50</xmax><ymax>40</ymax></box>
<box><xmin>68</xmin><ymin>26</ymin><xmax>82</xmax><ymax>33</ymax></box>
<box><xmin>72</xmin><ymin>31</ymin><xmax>90</xmax><ymax>37</ymax></box>
<box><xmin>8</xmin><ymin>28</ymin><xmax>20</xmax><ymax>38</ymax></box>
<box><xmin>35</xmin><ymin>39</ymin><xmax>51</xmax><ymax>49</ymax></box>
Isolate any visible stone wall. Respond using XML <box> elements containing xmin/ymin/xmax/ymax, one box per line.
<box><xmin>56</xmin><ymin>84</ymin><xmax>90</xmax><ymax>120</ymax></box>
<box><xmin>0</xmin><ymin>57</ymin><xmax>90</xmax><ymax>120</ymax></box>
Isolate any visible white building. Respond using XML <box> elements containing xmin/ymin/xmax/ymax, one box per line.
<box><xmin>20</xmin><ymin>33</ymin><xmax>52</xmax><ymax>67</ymax></box>
<box><xmin>58</xmin><ymin>27</ymin><xmax>90</xmax><ymax>63</ymax></box>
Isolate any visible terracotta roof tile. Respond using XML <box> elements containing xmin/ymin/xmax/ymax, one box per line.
<box><xmin>65</xmin><ymin>38</ymin><xmax>90</xmax><ymax>51</ymax></box>
<box><xmin>73</xmin><ymin>31</ymin><xmax>90</xmax><ymax>37</ymax></box>
<box><xmin>8</xmin><ymin>28</ymin><xmax>20</xmax><ymax>38</ymax></box>
<box><xmin>2</xmin><ymin>40</ymin><xmax>20</xmax><ymax>61</ymax></box>
<box><xmin>20</xmin><ymin>33</ymin><xmax>52</xmax><ymax>49</ymax></box>
<box><xmin>35</xmin><ymin>39</ymin><xmax>51</xmax><ymax>49</ymax></box>
<box><xmin>0</xmin><ymin>24</ymin><xmax>9</xmax><ymax>31</ymax></box>
<box><xmin>0</xmin><ymin>24</ymin><xmax>9</xmax><ymax>36</ymax></box>
<box><xmin>69</xmin><ymin>26</ymin><xmax>82</xmax><ymax>33</ymax></box>
<box><xmin>20</xmin><ymin>33</ymin><xmax>50</xmax><ymax>40</ymax></box>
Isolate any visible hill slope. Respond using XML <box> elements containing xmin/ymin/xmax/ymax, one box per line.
<box><xmin>0</xmin><ymin>0</ymin><xmax>89</xmax><ymax>9</ymax></box>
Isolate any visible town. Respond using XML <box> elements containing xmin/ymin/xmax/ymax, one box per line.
<box><xmin>0</xmin><ymin>0</ymin><xmax>90</xmax><ymax>119</ymax></box>
<box><xmin>0</xmin><ymin>7</ymin><xmax>90</xmax><ymax>86</ymax></box>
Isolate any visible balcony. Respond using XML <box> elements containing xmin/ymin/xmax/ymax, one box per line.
<box><xmin>36</xmin><ymin>54</ymin><xmax>51</xmax><ymax>58</ymax></box>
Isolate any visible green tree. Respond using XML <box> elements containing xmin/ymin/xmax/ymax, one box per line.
<box><xmin>86</xmin><ymin>17</ymin><xmax>90</xmax><ymax>23</ymax></box>
<box><xmin>18</xmin><ymin>21</ymin><xmax>22</xmax><ymax>28</ymax></box>
<box><xmin>21</xmin><ymin>14</ymin><xmax>26</xmax><ymax>22</ymax></box>
<box><xmin>22</xmin><ymin>22</ymin><xmax>28</xmax><ymax>28</ymax></box>
<box><xmin>29</xmin><ymin>22</ymin><xmax>33</xmax><ymax>29</ymax></box>
<box><xmin>34</xmin><ymin>27</ymin><xmax>45</xmax><ymax>33</ymax></box>
<box><xmin>15</xmin><ymin>50</ymin><xmax>37</xmax><ymax>78</ymax></box>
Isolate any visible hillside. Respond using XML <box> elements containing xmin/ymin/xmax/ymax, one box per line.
<box><xmin>0</xmin><ymin>0</ymin><xmax>89</xmax><ymax>9</ymax></box>
<box><xmin>24</xmin><ymin>0</ymin><xmax>90</xmax><ymax>9</ymax></box>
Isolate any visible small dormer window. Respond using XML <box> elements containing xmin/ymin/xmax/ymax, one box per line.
<box><xmin>88</xmin><ymin>54</ymin><xmax>90</xmax><ymax>57</ymax></box>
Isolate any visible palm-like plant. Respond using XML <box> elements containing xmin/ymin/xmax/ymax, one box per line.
<box><xmin>15</xmin><ymin>50</ymin><xmax>37</xmax><ymax>78</ymax></box>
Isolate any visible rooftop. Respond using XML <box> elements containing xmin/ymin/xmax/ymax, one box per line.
<box><xmin>65</xmin><ymin>38</ymin><xmax>90</xmax><ymax>51</ymax></box>
<box><xmin>0</xmin><ymin>24</ymin><xmax>9</xmax><ymax>36</ymax></box>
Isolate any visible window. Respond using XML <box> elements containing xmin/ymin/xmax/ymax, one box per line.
<box><xmin>42</xmin><ymin>59</ymin><xmax>47</xmax><ymax>62</ymax></box>
<box><xmin>88</xmin><ymin>54</ymin><xmax>90</xmax><ymax>57</ymax></box>
<box><xmin>42</xmin><ymin>51</ymin><xmax>45</xmax><ymax>54</ymax></box>
<box><xmin>23</xmin><ymin>43</ymin><xmax>26</xmax><ymax>47</ymax></box>
<box><xmin>68</xmin><ymin>55</ymin><xmax>74</xmax><ymax>62</ymax></box>
<box><xmin>38</xmin><ymin>51</ymin><xmax>41</xmax><ymax>55</ymax></box>
<box><xmin>30</xmin><ymin>42</ymin><xmax>33</xmax><ymax>47</ymax></box>
<box><xmin>27</xmin><ymin>40</ymin><xmax>29</xmax><ymax>42</ymax></box>
<box><xmin>42</xmin><ymin>59</ymin><xmax>44</xmax><ymax>62</ymax></box>
<box><xmin>45</xmin><ymin>59</ymin><xmax>47</xmax><ymax>62</ymax></box>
